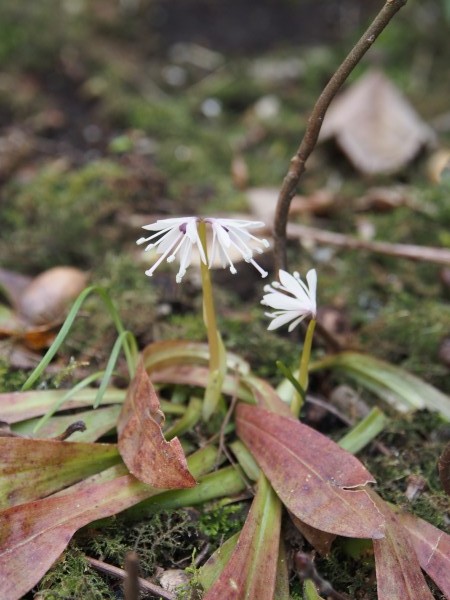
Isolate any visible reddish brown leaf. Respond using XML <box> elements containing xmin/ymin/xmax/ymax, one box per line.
<box><xmin>399</xmin><ymin>511</ymin><xmax>450</xmax><ymax>598</ymax></box>
<box><xmin>204</xmin><ymin>474</ymin><xmax>281</xmax><ymax>600</ymax></box>
<box><xmin>0</xmin><ymin>473</ymin><xmax>157</xmax><ymax>600</ymax></box>
<box><xmin>290</xmin><ymin>513</ymin><xmax>336</xmax><ymax>556</ymax></box>
<box><xmin>236</xmin><ymin>404</ymin><xmax>384</xmax><ymax>538</ymax></box>
<box><xmin>0</xmin><ymin>437</ymin><xmax>120</xmax><ymax>508</ymax></box>
<box><xmin>243</xmin><ymin>375</ymin><xmax>292</xmax><ymax>416</ymax></box>
<box><xmin>151</xmin><ymin>364</ymin><xmax>252</xmax><ymax>402</ymax></box>
<box><xmin>117</xmin><ymin>360</ymin><xmax>196</xmax><ymax>489</ymax></box>
<box><xmin>0</xmin><ymin>446</ymin><xmax>218</xmax><ymax>600</ymax></box>
<box><xmin>438</xmin><ymin>440</ymin><xmax>450</xmax><ymax>496</ymax></box>
<box><xmin>371</xmin><ymin>495</ymin><xmax>434</xmax><ymax>599</ymax></box>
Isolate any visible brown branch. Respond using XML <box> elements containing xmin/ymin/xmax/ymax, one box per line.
<box><xmin>85</xmin><ymin>556</ymin><xmax>176</xmax><ymax>600</ymax></box>
<box><xmin>288</xmin><ymin>223</ymin><xmax>450</xmax><ymax>266</ymax></box>
<box><xmin>274</xmin><ymin>0</ymin><xmax>408</xmax><ymax>272</ymax></box>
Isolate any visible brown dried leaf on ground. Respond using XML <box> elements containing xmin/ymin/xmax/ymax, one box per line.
<box><xmin>0</xmin><ymin>266</ymin><xmax>88</xmax><ymax>350</ymax></box>
<box><xmin>246</xmin><ymin>187</ymin><xmax>334</xmax><ymax>226</ymax></box>
<box><xmin>236</xmin><ymin>403</ymin><xmax>385</xmax><ymax>539</ymax></box>
<box><xmin>319</xmin><ymin>69</ymin><xmax>435</xmax><ymax>174</ymax></box>
<box><xmin>117</xmin><ymin>360</ymin><xmax>196</xmax><ymax>489</ymax></box>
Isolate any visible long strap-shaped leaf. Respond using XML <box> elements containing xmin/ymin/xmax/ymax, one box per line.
<box><xmin>203</xmin><ymin>473</ymin><xmax>282</xmax><ymax>600</ymax></box>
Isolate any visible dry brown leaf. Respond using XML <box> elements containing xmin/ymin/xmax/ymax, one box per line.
<box><xmin>319</xmin><ymin>69</ymin><xmax>435</xmax><ymax>174</ymax></box>
<box><xmin>18</xmin><ymin>266</ymin><xmax>88</xmax><ymax>325</ymax></box>
<box><xmin>117</xmin><ymin>360</ymin><xmax>196</xmax><ymax>489</ymax></box>
<box><xmin>246</xmin><ymin>187</ymin><xmax>334</xmax><ymax>226</ymax></box>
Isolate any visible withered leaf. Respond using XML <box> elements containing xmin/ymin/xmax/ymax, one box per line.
<box><xmin>371</xmin><ymin>495</ymin><xmax>434</xmax><ymax>599</ymax></box>
<box><xmin>236</xmin><ymin>404</ymin><xmax>384</xmax><ymax>539</ymax></box>
<box><xmin>117</xmin><ymin>360</ymin><xmax>196</xmax><ymax>489</ymax></box>
<box><xmin>319</xmin><ymin>69</ymin><xmax>435</xmax><ymax>175</ymax></box>
<box><xmin>18</xmin><ymin>266</ymin><xmax>88</xmax><ymax>326</ymax></box>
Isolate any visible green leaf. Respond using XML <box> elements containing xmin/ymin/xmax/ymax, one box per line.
<box><xmin>0</xmin><ymin>438</ymin><xmax>120</xmax><ymax>508</ymax></box>
<box><xmin>12</xmin><ymin>405</ymin><xmax>121</xmax><ymax>442</ymax></box>
<box><xmin>303</xmin><ymin>580</ymin><xmax>325</xmax><ymax>599</ymax></box>
<box><xmin>338</xmin><ymin>407</ymin><xmax>387</xmax><ymax>454</ymax></box>
<box><xmin>203</xmin><ymin>474</ymin><xmax>282</xmax><ymax>600</ymax></box>
<box><xmin>311</xmin><ymin>352</ymin><xmax>450</xmax><ymax>420</ymax></box>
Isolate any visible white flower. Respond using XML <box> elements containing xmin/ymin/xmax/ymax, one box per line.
<box><xmin>261</xmin><ymin>269</ymin><xmax>317</xmax><ymax>331</ymax></box>
<box><xmin>137</xmin><ymin>216</ymin><xmax>270</xmax><ymax>282</ymax></box>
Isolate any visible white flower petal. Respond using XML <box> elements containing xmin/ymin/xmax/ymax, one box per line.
<box><xmin>138</xmin><ymin>215</ymin><xmax>269</xmax><ymax>281</ymax></box>
<box><xmin>262</xmin><ymin>293</ymin><xmax>310</xmax><ymax>311</ymax></box>
<box><xmin>262</xmin><ymin>268</ymin><xmax>318</xmax><ymax>331</ymax></box>
<box><xmin>267</xmin><ymin>312</ymin><xmax>298</xmax><ymax>331</ymax></box>
<box><xmin>287</xmin><ymin>314</ymin><xmax>308</xmax><ymax>332</ymax></box>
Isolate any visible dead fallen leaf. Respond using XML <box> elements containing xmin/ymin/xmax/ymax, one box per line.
<box><xmin>319</xmin><ymin>69</ymin><xmax>435</xmax><ymax>174</ymax></box>
<box><xmin>0</xmin><ymin>268</ymin><xmax>32</xmax><ymax>309</ymax></box>
<box><xmin>399</xmin><ymin>511</ymin><xmax>450</xmax><ymax>598</ymax></box>
<box><xmin>371</xmin><ymin>495</ymin><xmax>434</xmax><ymax>600</ymax></box>
<box><xmin>236</xmin><ymin>404</ymin><xmax>385</xmax><ymax>539</ymax></box>
<box><xmin>117</xmin><ymin>360</ymin><xmax>196</xmax><ymax>489</ymax></box>
<box><xmin>355</xmin><ymin>186</ymin><xmax>416</xmax><ymax>212</ymax></box>
<box><xmin>246</xmin><ymin>187</ymin><xmax>334</xmax><ymax>226</ymax></box>
<box><xmin>427</xmin><ymin>148</ymin><xmax>450</xmax><ymax>183</ymax></box>
<box><xmin>18</xmin><ymin>266</ymin><xmax>88</xmax><ymax>325</ymax></box>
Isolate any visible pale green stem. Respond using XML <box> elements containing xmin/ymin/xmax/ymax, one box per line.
<box><xmin>291</xmin><ymin>318</ymin><xmax>316</xmax><ymax>418</ymax></box>
<box><xmin>198</xmin><ymin>221</ymin><xmax>220</xmax><ymax>371</ymax></box>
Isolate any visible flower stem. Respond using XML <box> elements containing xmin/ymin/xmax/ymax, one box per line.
<box><xmin>198</xmin><ymin>221</ymin><xmax>220</xmax><ymax>370</ymax></box>
<box><xmin>291</xmin><ymin>318</ymin><xmax>316</xmax><ymax>418</ymax></box>
<box><xmin>198</xmin><ymin>221</ymin><xmax>226</xmax><ymax>420</ymax></box>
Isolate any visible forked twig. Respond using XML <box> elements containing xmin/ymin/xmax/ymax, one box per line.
<box><xmin>273</xmin><ymin>0</ymin><xmax>408</xmax><ymax>272</ymax></box>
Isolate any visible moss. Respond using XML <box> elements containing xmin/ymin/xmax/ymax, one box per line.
<box><xmin>362</xmin><ymin>411</ymin><xmax>450</xmax><ymax>532</ymax></box>
<box><xmin>198</xmin><ymin>503</ymin><xmax>246</xmax><ymax>547</ymax></box>
<box><xmin>37</xmin><ymin>546</ymin><xmax>115</xmax><ymax>600</ymax></box>
<box><xmin>81</xmin><ymin>510</ymin><xmax>201</xmax><ymax>579</ymax></box>
<box><xmin>0</xmin><ymin>160</ymin><xmax>129</xmax><ymax>273</ymax></box>
<box><xmin>0</xmin><ymin>361</ymin><xmax>28</xmax><ymax>392</ymax></box>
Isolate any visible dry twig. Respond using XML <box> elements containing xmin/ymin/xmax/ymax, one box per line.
<box><xmin>288</xmin><ymin>223</ymin><xmax>450</xmax><ymax>266</ymax></box>
<box><xmin>85</xmin><ymin>556</ymin><xmax>176</xmax><ymax>600</ymax></box>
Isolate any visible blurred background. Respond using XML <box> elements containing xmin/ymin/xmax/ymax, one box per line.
<box><xmin>0</xmin><ymin>0</ymin><xmax>449</xmax><ymax>393</ymax></box>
